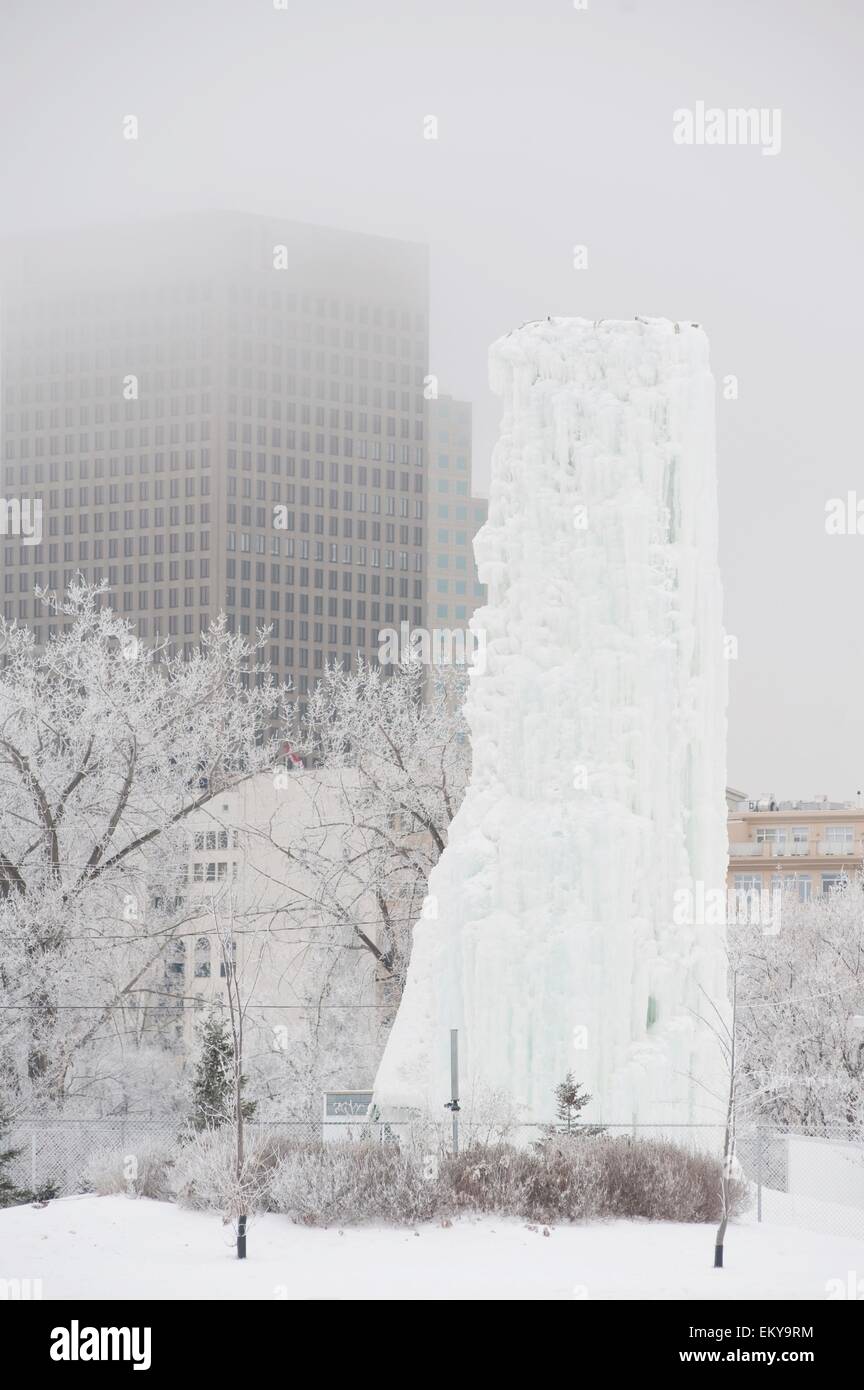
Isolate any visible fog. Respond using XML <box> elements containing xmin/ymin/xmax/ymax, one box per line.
<box><xmin>1</xmin><ymin>0</ymin><xmax>862</xmax><ymax>797</ymax></box>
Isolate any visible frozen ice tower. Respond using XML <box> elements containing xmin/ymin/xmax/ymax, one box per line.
<box><xmin>373</xmin><ymin>317</ymin><xmax>729</xmax><ymax>1129</ymax></box>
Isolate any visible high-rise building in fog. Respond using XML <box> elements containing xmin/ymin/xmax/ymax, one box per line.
<box><xmin>0</xmin><ymin>213</ymin><xmax>429</xmax><ymax>713</ymax></box>
<box><xmin>426</xmin><ymin>395</ymin><xmax>487</xmax><ymax>631</ymax></box>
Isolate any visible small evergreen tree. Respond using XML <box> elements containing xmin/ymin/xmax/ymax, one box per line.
<box><xmin>189</xmin><ymin>1011</ymin><xmax>256</xmax><ymax>1132</ymax></box>
<box><xmin>0</xmin><ymin>1104</ymin><xmax>24</xmax><ymax>1207</ymax></box>
<box><xmin>0</xmin><ymin>1102</ymin><xmax>55</xmax><ymax>1206</ymax></box>
<box><xmin>552</xmin><ymin>1072</ymin><xmax>605</xmax><ymax>1137</ymax></box>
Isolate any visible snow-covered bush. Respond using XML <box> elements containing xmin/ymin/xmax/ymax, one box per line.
<box><xmin>81</xmin><ymin>1139</ymin><xmax>176</xmax><ymax>1201</ymax></box>
<box><xmin>268</xmin><ymin>1140</ymin><xmax>439</xmax><ymax>1225</ymax></box>
<box><xmin>442</xmin><ymin>1142</ymin><xmax>606</xmax><ymax>1221</ymax></box>
<box><xmin>437</xmin><ymin>1138</ymin><xmax>746</xmax><ymax>1224</ymax></box>
<box><xmin>583</xmin><ymin>1138</ymin><xmax>748</xmax><ymax>1223</ymax></box>
<box><xmin>151</xmin><ymin>1131</ymin><xmax>749</xmax><ymax>1226</ymax></box>
<box><xmin>264</xmin><ymin>1136</ymin><xmax>748</xmax><ymax>1226</ymax></box>
<box><xmin>171</xmin><ymin>1129</ymin><xmax>296</xmax><ymax>1213</ymax></box>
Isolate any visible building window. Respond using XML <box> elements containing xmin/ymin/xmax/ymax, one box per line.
<box><xmin>167</xmin><ymin>940</ymin><xmax>186</xmax><ymax>976</ymax></box>
<box><xmin>755</xmin><ymin>826</ymin><xmax>784</xmax><ymax>846</ymax></box>
<box><xmin>824</xmin><ymin>825</ymin><xmax>853</xmax><ymax>852</ymax></box>
<box><xmin>194</xmin><ymin>937</ymin><xmax>211</xmax><ymax>978</ymax></box>
<box><xmin>821</xmin><ymin>872</ymin><xmax>847</xmax><ymax>895</ymax></box>
<box><xmin>733</xmin><ymin>874</ymin><xmax>763</xmax><ymax>892</ymax></box>
<box><xmin>787</xmin><ymin>874</ymin><xmax>811</xmax><ymax>902</ymax></box>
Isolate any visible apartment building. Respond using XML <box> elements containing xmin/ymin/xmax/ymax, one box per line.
<box><xmin>727</xmin><ymin>793</ymin><xmax>864</xmax><ymax>901</ymax></box>
<box><xmin>0</xmin><ymin>212</ymin><xmax>430</xmax><ymax>714</ymax></box>
<box><xmin>426</xmin><ymin>395</ymin><xmax>487</xmax><ymax>632</ymax></box>
<box><xmin>164</xmin><ymin>768</ymin><xmax>390</xmax><ymax>1099</ymax></box>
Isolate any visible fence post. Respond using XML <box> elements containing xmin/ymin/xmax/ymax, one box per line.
<box><xmin>445</xmin><ymin>1029</ymin><xmax>460</xmax><ymax>1157</ymax></box>
<box><xmin>756</xmin><ymin>1124</ymin><xmax>763</xmax><ymax>1223</ymax></box>
<box><xmin>31</xmin><ymin>1131</ymin><xmax>36</xmax><ymax>1193</ymax></box>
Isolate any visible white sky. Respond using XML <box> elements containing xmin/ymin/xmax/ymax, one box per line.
<box><xmin>2</xmin><ymin>0</ymin><xmax>862</xmax><ymax>800</ymax></box>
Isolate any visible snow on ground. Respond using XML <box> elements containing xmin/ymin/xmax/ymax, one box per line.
<box><xmin>1</xmin><ymin>1196</ymin><xmax>861</xmax><ymax>1300</ymax></box>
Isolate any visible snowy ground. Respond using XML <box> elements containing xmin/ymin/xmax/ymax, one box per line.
<box><xmin>1</xmin><ymin>1195</ymin><xmax>861</xmax><ymax>1300</ymax></box>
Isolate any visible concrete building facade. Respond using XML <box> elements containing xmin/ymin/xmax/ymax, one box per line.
<box><xmin>727</xmin><ymin>793</ymin><xmax>864</xmax><ymax>900</ymax></box>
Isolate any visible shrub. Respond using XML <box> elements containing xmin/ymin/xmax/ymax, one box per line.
<box><xmin>81</xmin><ymin>1139</ymin><xmax>176</xmax><ymax>1201</ymax></box>
<box><xmin>583</xmin><ymin>1136</ymin><xmax>749</xmax><ymax>1223</ymax></box>
<box><xmin>268</xmin><ymin>1140</ymin><xmax>440</xmax><ymax>1225</ymax></box>
<box><xmin>439</xmin><ymin>1141</ymin><xmax>605</xmax><ymax>1222</ymax></box>
<box><xmin>171</xmin><ymin>1128</ymin><xmax>298</xmax><ymax>1213</ymax></box>
<box><xmin>440</xmin><ymin>1137</ymin><xmax>748</xmax><ymax>1225</ymax></box>
<box><xmin>88</xmin><ymin>1126</ymin><xmax>749</xmax><ymax>1229</ymax></box>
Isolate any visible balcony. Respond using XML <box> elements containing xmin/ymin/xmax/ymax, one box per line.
<box><xmin>729</xmin><ymin>838</ymin><xmax>861</xmax><ymax>860</ymax></box>
<box><xmin>728</xmin><ymin>841</ymin><xmax>810</xmax><ymax>858</ymax></box>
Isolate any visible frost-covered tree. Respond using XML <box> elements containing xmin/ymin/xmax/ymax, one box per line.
<box><xmin>730</xmin><ymin>880</ymin><xmax>864</xmax><ymax>1135</ymax></box>
<box><xmin>0</xmin><ymin>582</ymin><xmax>278</xmax><ymax>1110</ymax></box>
<box><xmin>263</xmin><ymin>657</ymin><xmax>471</xmax><ymax>1001</ymax></box>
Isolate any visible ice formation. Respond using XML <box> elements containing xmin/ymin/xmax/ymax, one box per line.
<box><xmin>374</xmin><ymin>318</ymin><xmax>729</xmax><ymax>1129</ymax></box>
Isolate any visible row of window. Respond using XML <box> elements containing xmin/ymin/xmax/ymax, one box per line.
<box><xmin>436</xmin><ymin>505</ymin><xmax>487</xmax><ymax>525</ymax></box>
<box><xmin>39</xmin><ymin>480</ymin><xmax>209</xmax><ymax>504</ymax></box>
<box><xmin>226</xmin><ymin>533</ymin><xmax>423</xmax><ymax>575</ymax></box>
<box><xmin>4</xmin><ymin>557</ymin><xmax>425</xmax><ymax>602</ymax></box>
<box><xmin>38</xmin><ymin>507</ymin><xmax>212</xmax><ymax>534</ymax></box>
<box><xmin>3</xmin><ymin>398</ymin><xmax>427</xmax><ymax>438</ymax></box>
<box><xmin>5</xmin><ymin>328</ymin><xmax>427</xmax><ymax>380</ymax></box>
<box><xmin>4</xmin><ymin>528</ymin><xmax>431</xmax><ymax>576</ymax></box>
<box><xmin>191</xmin><ymin>862</ymin><xmax>238</xmax><ymax>884</ymax></box>
<box><xmin>226</xmin><ymin>592</ymin><xmax>419</xmax><ymax>619</ymax></box>
<box><xmin>227</xmin><ymin>415</ymin><xmax>425</xmax><ymax>443</ymax></box>
<box><xmin>434</xmin><ymin>605</ymin><xmax>472</xmax><ymax>622</ymax></box>
<box><xmin>4</xmin><ymin>507</ymin><xmax>427</xmax><ymax>546</ymax></box>
<box><xmin>3</xmin><ymin>451</ymin><xmax>210</xmax><ymax>482</ymax></box>
<box><xmin>733</xmin><ymin>872</ymin><xmax>847</xmax><ymax>901</ymax></box>
<box><xmin>8</xmin><ymin>283</ymin><xmax>425</xmax><ymax>326</ymax></box>
<box><xmin>227</xmin><ymin>566</ymin><xmax>423</xmax><ymax>602</ymax></box>
<box><xmin>6</xmin><ymin>556</ymin><xmax>209</xmax><ymax>580</ymax></box>
<box><xmin>5</xmin><ymin>417</ymin><xmax>425</xmax><ymax>458</ymax></box>
<box><xmin>193</xmin><ymin>831</ymin><xmax>239</xmax><ymax>851</ymax></box>
<box><xmin>4</xmin><ymin>579</ymin><xmax>210</xmax><ymax>606</ymax></box>
<box><xmin>238</xmin><ymin>505</ymin><xmax>423</xmax><ymax>530</ymax></box>
<box><xmin>435</xmin><ymin>555</ymin><xmax>471</xmax><ymax>570</ymax></box>
<box><xmin>4</xmin><ymin>371</ymin><xmax>427</xmax><ymax>422</ymax></box>
<box><xmin>166</xmin><ymin>934</ymin><xmax>236</xmax><ymax>980</ymax></box>
<box><xmin>753</xmin><ymin>825</ymin><xmax>855</xmax><ymax>845</ymax></box>
<box><xmin>227</xmin><ymin>384</ymin><xmax>426</xmax><ymax>413</ymax></box>
<box><xmin>3</xmin><ymin>455</ymin><xmax>426</xmax><ymax>489</ymax></box>
<box><xmin>5</xmin><ymin>535</ymin><xmax>211</xmax><ymax>566</ymax></box>
<box><xmin>434</xmin><ymin>579</ymin><xmax>486</xmax><ymax>596</ymax></box>
<box><xmin>3</xmin><ymin>355</ymin><xmax>427</xmax><ymax>404</ymax></box>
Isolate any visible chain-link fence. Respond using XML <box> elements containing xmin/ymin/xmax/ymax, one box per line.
<box><xmin>6</xmin><ymin>1118</ymin><xmax>321</xmax><ymax>1196</ymax></box>
<box><xmin>7</xmin><ymin>1116</ymin><xmax>864</xmax><ymax>1241</ymax></box>
<box><xmin>739</xmin><ymin>1127</ymin><xmax>864</xmax><ymax>1242</ymax></box>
